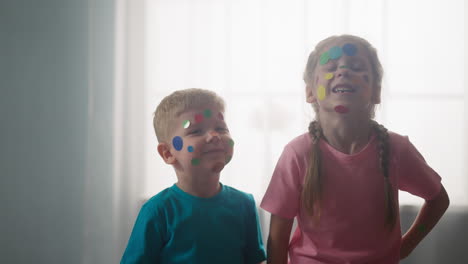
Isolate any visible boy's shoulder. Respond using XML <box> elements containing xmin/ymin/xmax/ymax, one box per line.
<box><xmin>139</xmin><ymin>186</ymin><xmax>176</xmax><ymax>215</ymax></box>
<box><xmin>222</xmin><ymin>184</ymin><xmax>255</xmax><ymax>201</ymax></box>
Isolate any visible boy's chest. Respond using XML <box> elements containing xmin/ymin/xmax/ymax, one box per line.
<box><xmin>162</xmin><ymin>201</ymin><xmax>246</xmax><ymax>256</ymax></box>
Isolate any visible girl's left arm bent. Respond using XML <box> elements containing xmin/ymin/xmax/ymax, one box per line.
<box><xmin>400</xmin><ymin>185</ymin><xmax>450</xmax><ymax>260</ymax></box>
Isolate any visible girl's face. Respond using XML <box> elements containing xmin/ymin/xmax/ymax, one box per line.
<box><xmin>307</xmin><ymin>40</ymin><xmax>380</xmax><ymax>115</ymax></box>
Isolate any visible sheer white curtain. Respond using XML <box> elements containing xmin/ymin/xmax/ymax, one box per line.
<box><xmin>86</xmin><ymin>0</ymin><xmax>147</xmax><ymax>262</ymax></box>
<box><xmin>142</xmin><ymin>0</ymin><xmax>467</xmax><ymax>206</ymax></box>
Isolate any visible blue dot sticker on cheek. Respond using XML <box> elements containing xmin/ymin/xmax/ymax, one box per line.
<box><xmin>329</xmin><ymin>46</ymin><xmax>342</xmax><ymax>60</ymax></box>
<box><xmin>187</xmin><ymin>146</ymin><xmax>194</xmax><ymax>152</ymax></box>
<box><xmin>342</xmin><ymin>43</ymin><xmax>357</xmax><ymax>56</ymax></box>
<box><xmin>172</xmin><ymin>136</ymin><xmax>183</xmax><ymax>151</ymax></box>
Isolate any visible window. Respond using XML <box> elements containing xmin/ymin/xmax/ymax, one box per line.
<box><xmin>143</xmin><ymin>0</ymin><xmax>467</xmax><ymax>205</ymax></box>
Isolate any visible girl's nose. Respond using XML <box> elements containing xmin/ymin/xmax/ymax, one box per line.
<box><xmin>337</xmin><ymin>67</ymin><xmax>350</xmax><ymax>78</ymax></box>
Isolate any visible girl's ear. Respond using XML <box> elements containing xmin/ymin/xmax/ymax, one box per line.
<box><xmin>306</xmin><ymin>85</ymin><xmax>317</xmax><ymax>103</ymax></box>
<box><xmin>157</xmin><ymin>142</ymin><xmax>176</xmax><ymax>164</ymax></box>
<box><xmin>372</xmin><ymin>85</ymin><xmax>382</xmax><ymax>104</ymax></box>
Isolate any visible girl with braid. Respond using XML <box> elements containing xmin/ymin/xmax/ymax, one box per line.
<box><xmin>260</xmin><ymin>35</ymin><xmax>449</xmax><ymax>264</ymax></box>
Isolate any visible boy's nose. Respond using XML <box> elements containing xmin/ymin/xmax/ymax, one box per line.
<box><xmin>207</xmin><ymin>131</ymin><xmax>220</xmax><ymax>142</ymax></box>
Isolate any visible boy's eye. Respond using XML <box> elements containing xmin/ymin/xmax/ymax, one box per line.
<box><xmin>216</xmin><ymin>127</ymin><xmax>229</xmax><ymax>133</ymax></box>
<box><xmin>187</xmin><ymin>129</ymin><xmax>202</xmax><ymax>135</ymax></box>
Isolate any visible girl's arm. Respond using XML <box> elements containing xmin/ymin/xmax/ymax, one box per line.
<box><xmin>400</xmin><ymin>185</ymin><xmax>450</xmax><ymax>259</ymax></box>
<box><xmin>267</xmin><ymin>214</ymin><xmax>294</xmax><ymax>264</ymax></box>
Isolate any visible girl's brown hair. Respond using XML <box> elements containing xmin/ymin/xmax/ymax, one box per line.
<box><xmin>301</xmin><ymin>35</ymin><xmax>397</xmax><ymax>229</ymax></box>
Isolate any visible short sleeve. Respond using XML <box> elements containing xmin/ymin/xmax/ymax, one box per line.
<box><xmin>397</xmin><ymin>136</ymin><xmax>442</xmax><ymax>200</ymax></box>
<box><xmin>120</xmin><ymin>203</ymin><xmax>164</xmax><ymax>264</ymax></box>
<box><xmin>261</xmin><ymin>144</ymin><xmax>303</xmax><ymax>219</ymax></box>
<box><xmin>244</xmin><ymin>194</ymin><xmax>267</xmax><ymax>264</ymax></box>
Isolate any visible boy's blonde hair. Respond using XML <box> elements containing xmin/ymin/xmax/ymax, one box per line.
<box><xmin>301</xmin><ymin>35</ymin><xmax>397</xmax><ymax>229</ymax></box>
<box><xmin>153</xmin><ymin>88</ymin><xmax>225</xmax><ymax>143</ymax></box>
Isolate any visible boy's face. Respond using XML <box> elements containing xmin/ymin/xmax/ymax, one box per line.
<box><xmin>307</xmin><ymin>40</ymin><xmax>381</xmax><ymax>115</ymax></box>
<box><xmin>158</xmin><ymin>105</ymin><xmax>234</xmax><ymax>175</ymax></box>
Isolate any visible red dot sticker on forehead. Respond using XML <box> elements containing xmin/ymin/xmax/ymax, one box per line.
<box><xmin>334</xmin><ymin>105</ymin><xmax>349</xmax><ymax>114</ymax></box>
<box><xmin>194</xmin><ymin>113</ymin><xmax>204</xmax><ymax>123</ymax></box>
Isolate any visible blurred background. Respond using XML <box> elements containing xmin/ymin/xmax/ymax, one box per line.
<box><xmin>1</xmin><ymin>0</ymin><xmax>467</xmax><ymax>263</ymax></box>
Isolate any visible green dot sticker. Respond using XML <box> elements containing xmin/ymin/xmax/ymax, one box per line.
<box><xmin>329</xmin><ymin>46</ymin><xmax>342</xmax><ymax>60</ymax></box>
<box><xmin>319</xmin><ymin>51</ymin><xmax>330</xmax><ymax>65</ymax></box>
<box><xmin>203</xmin><ymin>109</ymin><xmax>212</xmax><ymax>118</ymax></box>
<box><xmin>182</xmin><ymin>120</ymin><xmax>190</xmax><ymax>129</ymax></box>
<box><xmin>339</xmin><ymin>65</ymin><xmax>349</xmax><ymax>69</ymax></box>
<box><xmin>191</xmin><ymin>158</ymin><xmax>200</xmax><ymax>166</ymax></box>
<box><xmin>228</xmin><ymin>139</ymin><xmax>234</xmax><ymax>148</ymax></box>
<box><xmin>417</xmin><ymin>224</ymin><xmax>426</xmax><ymax>233</ymax></box>
<box><xmin>225</xmin><ymin>155</ymin><xmax>232</xmax><ymax>164</ymax></box>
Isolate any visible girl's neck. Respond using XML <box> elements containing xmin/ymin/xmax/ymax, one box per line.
<box><xmin>318</xmin><ymin>112</ymin><xmax>372</xmax><ymax>155</ymax></box>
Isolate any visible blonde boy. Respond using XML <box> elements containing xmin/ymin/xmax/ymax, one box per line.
<box><xmin>121</xmin><ymin>88</ymin><xmax>266</xmax><ymax>264</ymax></box>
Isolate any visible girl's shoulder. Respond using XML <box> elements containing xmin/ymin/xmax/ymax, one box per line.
<box><xmin>284</xmin><ymin>132</ymin><xmax>312</xmax><ymax>155</ymax></box>
<box><xmin>386</xmin><ymin>130</ymin><xmax>412</xmax><ymax>157</ymax></box>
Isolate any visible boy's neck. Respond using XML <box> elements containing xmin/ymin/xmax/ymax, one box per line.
<box><xmin>176</xmin><ymin>173</ymin><xmax>221</xmax><ymax>198</ymax></box>
<box><xmin>318</xmin><ymin>112</ymin><xmax>372</xmax><ymax>155</ymax></box>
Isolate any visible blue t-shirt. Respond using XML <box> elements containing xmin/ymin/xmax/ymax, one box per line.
<box><xmin>121</xmin><ymin>183</ymin><xmax>266</xmax><ymax>264</ymax></box>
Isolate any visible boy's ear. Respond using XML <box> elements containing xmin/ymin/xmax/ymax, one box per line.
<box><xmin>306</xmin><ymin>85</ymin><xmax>317</xmax><ymax>103</ymax></box>
<box><xmin>157</xmin><ymin>142</ymin><xmax>176</xmax><ymax>164</ymax></box>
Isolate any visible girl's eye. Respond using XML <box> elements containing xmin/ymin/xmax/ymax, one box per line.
<box><xmin>325</xmin><ymin>65</ymin><xmax>337</xmax><ymax>72</ymax></box>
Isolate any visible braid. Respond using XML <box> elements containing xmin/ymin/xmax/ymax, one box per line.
<box><xmin>302</xmin><ymin>121</ymin><xmax>323</xmax><ymax>223</ymax></box>
<box><xmin>309</xmin><ymin>120</ymin><xmax>322</xmax><ymax>144</ymax></box>
<box><xmin>371</xmin><ymin>121</ymin><xmax>397</xmax><ymax>229</ymax></box>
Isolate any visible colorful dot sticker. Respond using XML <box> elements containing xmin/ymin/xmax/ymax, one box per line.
<box><xmin>182</xmin><ymin>120</ymin><xmax>190</xmax><ymax>129</ymax></box>
<box><xmin>194</xmin><ymin>113</ymin><xmax>204</xmax><ymax>123</ymax></box>
<box><xmin>417</xmin><ymin>224</ymin><xmax>426</xmax><ymax>233</ymax></box>
<box><xmin>319</xmin><ymin>51</ymin><xmax>330</xmax><ymax>65</ymax></box>
<box><xmin>317</xmin><ymin>85</ymin><xmax>326</xmax><ymax>101</ymax></box>
<box><xmin>191</xmin><ymin>158</ymin><xmax>200</xmax><ymax>166</ymax></box>
<box><xmin>187</xmin><ymin>146</ymin><xmax>194</xmax><ymax>152</ymax></box>
<box><xmin>329</xmin><ymin>46</ymin><xmax>342</xmax><ymax>60</ymax></box>
<box><xmin>325</xmin><ymin>73</ymin><xmax>334</xmax><ymax>80</ymax></box>
<box><xmin>228</xmin><ymin>139</ymin><xmax>234</xmax><ymax>148</ymax></box>
<box><xmin>342</xmin><ymin>43</ymin><xmax>357</xmax><ymax>56</ymax></box>
<box><xmin>203</xmin><ymin>109</ymin><xmax>212</xmax><ymax>118</ymax></box>
<box><xmin>225</xmin><ymin>155</ymin><xmax>232</xmax><ymax>164</ymax></box>
<box><xmin>217</xmin><ymin>112</ymin><xmax>224</xmax><ymax>120</ymax></box>
<box><xmin>334</xmin><ymin>105</ymin><xmax>349</xmax><ymax>114</ymax></box>
<box><xmin>172</xmin><ymin>136</ymin><xmax>183</xmax><ymax>151</ymax></box>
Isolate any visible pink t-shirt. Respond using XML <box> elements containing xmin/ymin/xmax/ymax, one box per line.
<box><xmin>261</xmin><ymin>132</ymin><xmax>442</xmax><ymax>264</ymax></box>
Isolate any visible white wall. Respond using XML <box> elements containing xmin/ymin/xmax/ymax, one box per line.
<box><xmin>0</xmin><ymin>1</ymin><xmax>117</xmax><ymax>263</ymax></box>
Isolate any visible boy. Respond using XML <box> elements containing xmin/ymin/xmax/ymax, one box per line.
<box><xmin>121</xmin><ymin>88</ymin><xmax>266</xmax><ymax>264</ymax></box>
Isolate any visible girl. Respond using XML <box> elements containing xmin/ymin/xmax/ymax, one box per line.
<box><xmin>261</xmin><ymin>35</ymin><xmax>449</xmax><ymax>264</ymax></box>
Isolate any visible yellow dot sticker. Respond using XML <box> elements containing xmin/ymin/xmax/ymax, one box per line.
<box><xmin>317</xmin><ymin>85</ymin><xmax>326</xmax><ymax>101</ymax></box>
<box><xmin>325</xmin><ymin>73</ymin><xmax>334</xmax><ymax>80</ymax></box>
